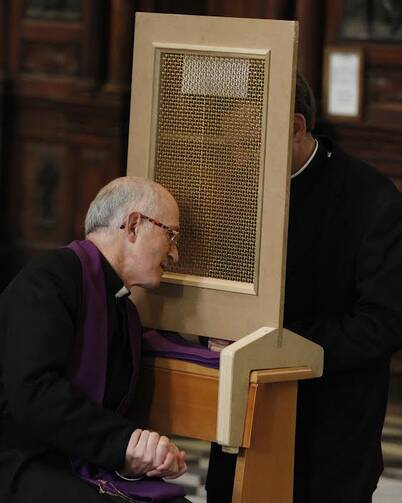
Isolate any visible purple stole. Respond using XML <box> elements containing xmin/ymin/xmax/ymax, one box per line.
<box><xmin>67</xmin><ymin>240</ymin><xmax>185</xmax><ymax>502</ymax></box>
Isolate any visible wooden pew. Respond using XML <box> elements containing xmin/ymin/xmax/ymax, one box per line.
<box><xmin>131</xmin><ymin>354</ymin><xmax>319</xmax><ymax>503</ymax></box>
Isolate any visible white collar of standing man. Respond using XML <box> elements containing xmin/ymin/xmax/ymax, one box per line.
<box><xmin>115</xmin><ymin>286</ymin><xmax>130</xmax><ymax>298</ymax></box>
<box><xmin>291</xmin><ymin>139</ymin><xmax>318</xmax><ymax>180</ymax></box>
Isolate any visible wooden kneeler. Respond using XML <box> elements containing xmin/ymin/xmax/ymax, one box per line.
<box><xmin>130</xmin><ymin>328</ymin><xmax>323</xmax><ymax>503</ymax></box>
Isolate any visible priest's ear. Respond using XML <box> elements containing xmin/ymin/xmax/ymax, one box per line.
<box><xmin>122</xmin><ymin>212</ymin><xmax>141</xmax><ymax>243</ymax></box>
<box><xmin>293</xmin><ymin>113</ymin><xmax>307</xmax><ymax>145</ymax></box>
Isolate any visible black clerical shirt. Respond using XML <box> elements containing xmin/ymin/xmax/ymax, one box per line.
<box><xmin>101</xmin><ymin>255</ymin><xmax>133</xmax><ymax>411</ymax></box>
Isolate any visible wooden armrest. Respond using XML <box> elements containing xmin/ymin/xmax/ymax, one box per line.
<box><xmin>250</xmin><ymin>366</ymin><xmax>314</xmax><ymax>384</ymax></box>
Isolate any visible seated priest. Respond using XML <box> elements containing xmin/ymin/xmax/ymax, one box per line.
<box><xmin>0</xmin><ymin>177</ymin><xmax>191</xmax><ymax>503</ymax></box>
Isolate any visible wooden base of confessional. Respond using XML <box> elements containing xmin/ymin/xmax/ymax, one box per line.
<box><xmin>131</xmin><ymin>357</ymin><xmax>314</xmax><ymax>503</ymax></box>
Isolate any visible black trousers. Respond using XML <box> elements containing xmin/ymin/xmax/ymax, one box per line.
<box><xmin>205</xmin><ymin>442</ymin><xmax>236</xmax><ymax>503</ymax></box>
<box><xmin>7</xmin><ymin>455</ymin><xmax>190</xmax><ymax>503</ymax></box>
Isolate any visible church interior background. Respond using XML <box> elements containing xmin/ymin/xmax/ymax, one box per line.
<box><xmin>0</xmin><ymin>1</ymin><xmax>401</xmax><ymax>501</ymax></box>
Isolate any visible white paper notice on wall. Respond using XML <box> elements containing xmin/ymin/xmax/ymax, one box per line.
<box><xmin>327</xmin><ymin>51</ymin><xmax>361</xmax><ymax>117</ymax></box>
<box><xmin>181</xmin><ymin>54</ymin><xmax>249</xmax><ymax>98</ymax></box>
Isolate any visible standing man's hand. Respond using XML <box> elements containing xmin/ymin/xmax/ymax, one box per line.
<box><xmin>123</xmin><ymin>429</ymin><xmax>187</xmax><ymax>479</ymax></box>
<box><xmin>208</xmin><ymin>338</ymin><xmax>232</xmax><ymax>352</ymax></box>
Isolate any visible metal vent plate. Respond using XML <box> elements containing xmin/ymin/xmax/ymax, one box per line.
<box><xmin>154</xmin><ymin>52</ymin><xmax>266</xmax><ymax>285</ymax></box>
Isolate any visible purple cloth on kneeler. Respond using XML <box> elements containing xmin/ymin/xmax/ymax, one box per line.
<box><xmin>67</xmin><ymin>240</ymin><xmax>185</xmax><ymax>502</ymax></box>
<box><xmin>72</xmin><ymin>460</ymin><xmax>185</xmax><ymax>503</ymax></box>
<box><xmin>143</xmin><ymin>330</ymin><xmax>220</xmax><ymax>369</ymax></box>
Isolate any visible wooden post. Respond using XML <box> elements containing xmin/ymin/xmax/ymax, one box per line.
<box><xmin>0</xmin><ymin>2</ymin><xmax>6</xmax><ymax>79</ymax></box>
<box><xmin>295</xmin><ymin>0</ymin><xmax>325</xmax><ymax>98</ymax></box>
<box><xmin>104</xmin><ymin>0</ymin><xmax>135</xmax><ymax>93</ymax></box>
<box><xmin>81</xmin><ymin>0</ymin><xmax>107</xmax><ymax>88</ymax></box>
<box><xmin>232</xmin><ymin>380</ymin><xmax>298</xmax><ymax>503</ymax></box>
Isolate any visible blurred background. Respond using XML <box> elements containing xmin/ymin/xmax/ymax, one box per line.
<box><xmin>0</xmin><ymin>1</ymin><xmax>401</xmax><ymax>501</ymax></box>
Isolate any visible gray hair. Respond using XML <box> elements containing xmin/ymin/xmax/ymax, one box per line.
<box><xmin>85</xmin><ymin>176</ymin><xmax>161</xmax><ymax>235</ymax></box>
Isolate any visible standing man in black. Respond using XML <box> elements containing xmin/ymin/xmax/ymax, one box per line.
<box><xmin>206</xmin><ymin>74</ymin><xmax>402</xmax><ymax>503</ymax></box>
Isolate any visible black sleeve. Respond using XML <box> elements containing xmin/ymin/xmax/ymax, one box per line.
<box><xmin>0</xmin><ymin>250</ymin><xmax>134</xmax><ymax>470</ymax></box>
<box><xmin>287</xmin><ymin>192</ymin><xmax>402</xmax><ymax>375</ymax></box>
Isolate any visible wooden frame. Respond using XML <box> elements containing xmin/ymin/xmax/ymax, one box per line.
<box><xmin>147</xmin><ymin>41</ymin><xmax>270</xmax><ymax>299</ymax></box>
<box><xmin>217</xmin><ymin>327</ymin><xmax>323</xmax><ymax>447</ymax></box>
<box><xmin>322</xmin><ymin>45</ymin><xmax>364</xmax><ymax>122</ymax></box>
<box><xmin>126</xmin><ymin>12</ymin><xmax>325</xmax><ymax>452</ymax></box>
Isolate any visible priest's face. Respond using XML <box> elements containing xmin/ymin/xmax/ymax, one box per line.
<box><xmin>122</xmin><ymin>192</ymin><xmax>180</xmax><ymax>289</ymax></box>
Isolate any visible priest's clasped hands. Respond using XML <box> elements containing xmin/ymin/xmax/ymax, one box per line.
<box><xmin>123</xmin><ymin>429</ymin><xmax>187</xmax><ymax>480</ymax></box>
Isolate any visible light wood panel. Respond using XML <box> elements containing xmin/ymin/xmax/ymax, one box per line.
<box><xmin>127</xmin><ymin>13</ymin><xmax>298</xmax><ymax>342</ymax></box>
<box><xmin>217</xmin><ymin>327</ymin><xmax>323</xmax><ymax>448</ymax></box>
<box><xmin>233</xmin><ymin>381</ymin><xmax>297</xmax><ymax>503</ymax></box>
<box><xmin>131</xmin><ymin>357</ymin><xmax>219</xmax><ymax>441</ymax></box>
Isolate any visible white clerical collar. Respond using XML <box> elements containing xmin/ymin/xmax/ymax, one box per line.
<box><xmin>291</xmin><ymin>139</ymin><xmax>318</xmax><ymax>180</ymax></box>
<box><xmin>115</xmin><ymin>286</ymin><xmax>130</xmax><ymax>298</ymax></box>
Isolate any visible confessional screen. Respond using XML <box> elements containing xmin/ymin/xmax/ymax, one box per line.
<box><xmin>154</xmin><ymin>51</ymin><xmax>265</xmax><ymax>289</ymax></box>
<box><xmin>127</xmin><ymin>13</ymin><xmax>297</xmax><ymax>340</ymax></box>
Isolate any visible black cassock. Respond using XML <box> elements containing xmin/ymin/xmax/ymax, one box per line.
<box><xmin>206</xmin><ymin>139</ymin><xmax>402</xmax><ymax>503</ymax></box>
<box><xmin>0</xmin><ymin>250</ymin><xmax>187</xmax><ymax>502</ymax></box>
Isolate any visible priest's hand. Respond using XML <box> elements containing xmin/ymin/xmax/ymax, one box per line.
<box><xmin>123</xmin><ymin>429</ymin><xmax>186</xmax><ymax>479</ymax></box>
<box><xmin>146</xmin><ymin>440</ymin><xmax>187</xmax><ymax>479</ymax></box>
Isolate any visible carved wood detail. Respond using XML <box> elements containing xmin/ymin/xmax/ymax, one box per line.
<box><xmin>24</xmin><ymin>0</ymin><xmax>82</xmax><ymax>21</ymax></box>
<box><xmin>21</xmin><ymin>40</ymin><xmax>81</xmax><ymax>76</ymax></box>
<box><xmin>19</xmin><ymin>142</ymin><xmax>68</xmax><ymax>243</ymax></box>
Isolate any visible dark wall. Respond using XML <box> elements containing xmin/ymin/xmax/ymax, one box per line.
<box><xmin>1</xmin><ymin>0</ymin><xmax>401</xmax><ymax>290</ymax></box>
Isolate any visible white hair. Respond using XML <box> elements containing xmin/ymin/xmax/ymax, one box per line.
<box><xmin>84</xmin><ymin>176</ymin><xmax>162</xmax><ymax>235</ymax></box>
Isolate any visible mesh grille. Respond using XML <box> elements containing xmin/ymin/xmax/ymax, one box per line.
<box><xmin>154</xmin><ymin>52</ymin><xmax>265</xmax><ymax>284</ymax></box>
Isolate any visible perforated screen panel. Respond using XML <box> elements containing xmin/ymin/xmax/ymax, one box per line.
<box><xmin>153</xmin><ymin>51</ymin><xmax>266</xmax><ymax>285</ymax></box>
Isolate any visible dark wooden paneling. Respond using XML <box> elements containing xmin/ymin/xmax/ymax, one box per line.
<box><xmin>21</xmin><ymin>40</ymin><xmax>82</xmax><ymax>76</ymax></box>
<box><xmin>81</xmin><ymin>0</ymin><xmax>108</xmax><ymax>87</ymax></box>
<box><xmin>4</xmin><ymin>94</ymin><xmax>127</xmax><ymax>242</ymax></box>
<box><xmin>319</xmin><ymin>0</ymin><xmax>402</xmax><ymax>194</ymax></box>
<box><xmin>70</xmin><ymin>145</ymin><xmax>122</xmax><ymax>238</ymax></box>
<box><xmin>1</xmin><ymin>0</ymin><xmax>401</xmax><ymax>289</ymax></box>
<box><xmin>18</xmin><ymin>142</ymin><xmax>69</xmax><ymax>244</ymax></box>
<box><xmin>105</xmin><ymin>0</ymin><xmax>135</xmax><ymax>93</ymax></box>
<box><xmin>0</xmin><ymin>2</ymin><xmax>7</xmax><ymax>76</ymax></box>
<box><xmin>295</xmin><ymin>0</ymin><xmax>325</xmax><ymax>97</ymax></box>
<box><xmin>317</xmin><ymin>119</ymin><xmax>402</xmax><ymax>192</ymax></box>
<box><xmin>0</xmin><ymin>0</ymin><xmax>8</xmax><ymax>287</ymax></box>
<box><xmin>206</xmin><ymin>0</ymin><xmax>291</xmax><ymax>19</ymax></box>
<box><xmin>1</xmin><ymin>0</ymin><xmax>129</xmax><ymax>278</ymax></box>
